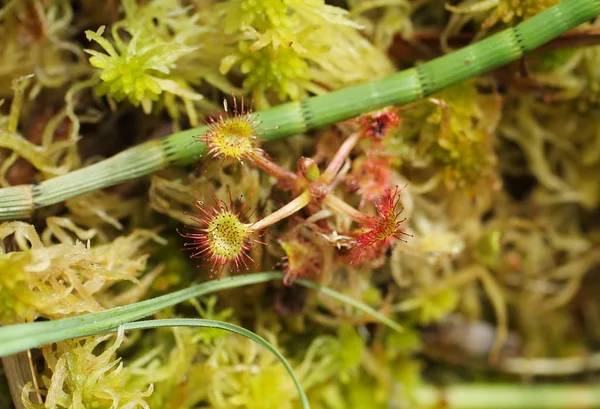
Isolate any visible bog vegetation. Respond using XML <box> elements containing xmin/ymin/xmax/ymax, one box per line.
<box><xmin>1</xmin><ymin>0</ymin><xmax>600</xmax><ymax>408</ymax></box>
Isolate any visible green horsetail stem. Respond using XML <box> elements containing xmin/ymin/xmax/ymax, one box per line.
<box><xmin>1</xmin><ymin>0</ymin><xmax>599</xmax><ymax>220</ymax></box>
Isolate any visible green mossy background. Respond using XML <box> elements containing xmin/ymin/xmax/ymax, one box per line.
<box><xmin>1</xmin><ymin>0</ymin><xmax>600</xmax><ymax>408</ymax></box>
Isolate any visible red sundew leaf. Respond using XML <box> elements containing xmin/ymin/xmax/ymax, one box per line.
<box><xmin>177</xmin><ymin>187</ymin><xmax>266</xmax><ymax>279</ymax></box>
<box><xmin>351</xmin><ymin>185</ymin><xmax>411</xmax><ymax>264</ymax></box>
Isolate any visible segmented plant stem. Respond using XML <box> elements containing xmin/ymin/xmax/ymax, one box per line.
<box><xmin>0</xmin><ymin>0</ymin><xmax>598</xmax><ymax>221</ymax></box>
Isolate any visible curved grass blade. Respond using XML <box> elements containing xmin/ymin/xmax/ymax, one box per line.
<box><xmin>0</xmin><ymin>272</ymin><xmax>281</xmax><ymax>355</ymax></box>
<box><xmin>121</xmin><ymin>318</ymin><xmax>310</xmax><ymax>409</ymax></box>
<box><xmin>0</xmin><ymin>271</ymin><xmax>401</xmax><ymax>356</ymax></box>
<box><xmin>294</xmin><ymin>277</ymin><xmax>402</xmax><ymax>332</ymax></box>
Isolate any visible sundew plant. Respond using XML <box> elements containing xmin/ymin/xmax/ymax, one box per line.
<box><xmin>1</xmin><ymin>0</ymin><xmax>600</xmax><ymax>408</ymax></box>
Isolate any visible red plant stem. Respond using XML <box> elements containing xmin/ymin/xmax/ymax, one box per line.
<box><xmin>250</xmin><ymin>152</ymin><xmax>298</xmax><ymax>189</ymax></box>
<box><xmin>250</xmin><ymin>190</ymin><xmax>311</xmax><ymax>231</ymax></box>
<box><xmin>323</xmin><ymin>194</ymin><xmax>370</xmax><ymax>225</ymax></box>
<box><xmin>321</xmin><ymin>132</ymin><xmax>360</xmax><ymax>184</ymax></box>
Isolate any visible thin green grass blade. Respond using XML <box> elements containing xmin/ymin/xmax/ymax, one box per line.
<box><xmin>294</xmin><ymin>277</ymin><xmax>403</xmax><ymax>333</ymax></box>
<box><xmin>121</xmin><ymin>318</ymin><xmax>310</xmax><ymax>409</ymax></box>
<box><xmin>0</xmin><ymin>272</ymin><xmax>281</xmax><ymax>355</ymax></box>
<box><xmin>0</xmin><ymin>271</ymin><xmax>400</xmax><ymax>356</ymax></box>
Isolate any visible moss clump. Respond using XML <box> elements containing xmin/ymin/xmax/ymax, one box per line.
<box><xmin>22</xmin><ymin>329</ymin><xmax>153</xmax><ymax>409</ymax></box>
<box><xmin>0</xmin><ymin>218</ymin><xmax>161</xmax><ymax>324</ymax></box>
<box><xmin>85</xmin><ymin>26</ymin><xmax>202</xmax><ymax>117</ymax></box>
